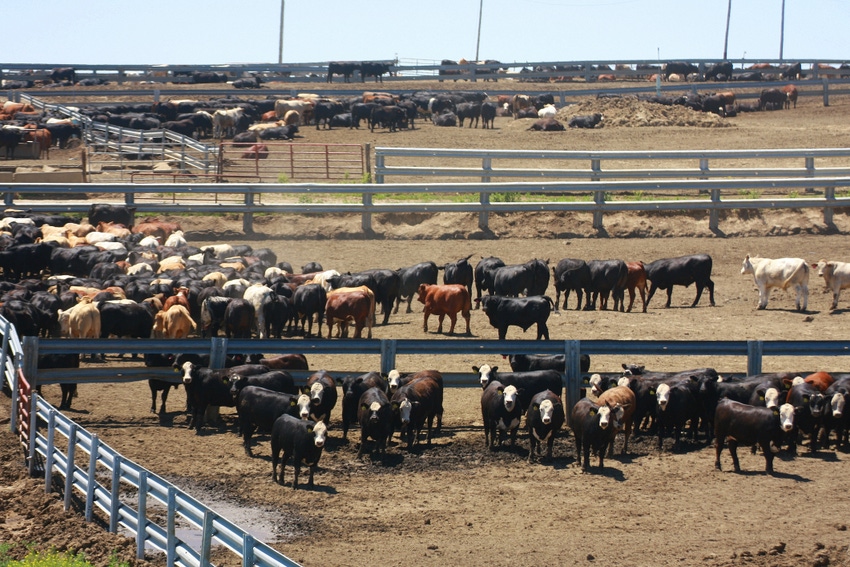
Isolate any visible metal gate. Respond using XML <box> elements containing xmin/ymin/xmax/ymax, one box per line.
<box><xmin>217</xmin><ymin>142</ymin><xmax>367</xmax><ymax>183</ymax></box>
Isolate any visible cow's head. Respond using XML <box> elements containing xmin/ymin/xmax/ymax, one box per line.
<box><xmin>296</xmin><ymin>394</ymin><xmax>312</xmax><ymax>420</ymax></box>
<box><xmin>830</xmin><ymin>391</ymin><xmax>846</xmax><ymax>418</ymax></box>
<box><xmin>180</xmin><ymin>361</ymin><xmax>197</xmax><ymax>385</ymax></box>
<box><xmin>621</xmin><ymin>363</ymin><xmax>644</xmax><ymax>376</ymax></box>
<box><xmin>741</xmin><ymin>255</ymin><xmax>755</xmax><ymax>275</ymax></box>
<box><xmin>594</xmin><ymin>403</ymin><xmax>612</xmax><ymax>429</ymax></box>
<box><xmin>588</xmin><ymin>373</ymin><xmax>603</xmax><ymax>397</ymax></box>
<box><xmin>473</xmin><ymin>364</ymin><xmax>496</xmax><ymax>388</ymax></box>
<box><xmin>387</xmin><ymin>369</ymin><xmax>403</xmax><ymax>392</ymax></box>
<box><xmin>535</xmin><ymin>399</ymin><xmax>555</xmax><ymax>425</ymax></box>
<box><xmin>309</xmin><ymin>421</ymin><xmax>327</xmax><ymax>448</ymax></box>
<box><xmin>416</xmin><ymin>284</ymin><xmax>430</xmax><ymax>304</ymax></box>
<box><xmin>809</xmin><ymin>392</ymin><xmax>826</xmax><ymax>418</ymax></box>
<box><xmin>778</xmin><ymin>403</ymin><xmax>795</xmax><ymax>432</ymax></box>
<box><xmin>364</xmin><ymin>400</ymin><xmax>384</xmax><ymax>423</ymax></box>
<box><xmin>393</xmin><ymin>397</ymin><xmax>413</xmax><ymax>426</ymax></box>
<box><xmin>309</xmin><ymin>381</ymin><xmax>324</xmax><ymax>405</ymax></box>
<box><xmin>656</xmin><ymin>383</ymin><xmax>671</xmax><ymax>411</ymax></box>
<box><xmin>764</xmin><ymin>387</ymin><xmax>781</xmax><ymax>409</ymax></box>
<box><xmin>501</xmin><ymin>385</ymin><xmax>518</xmax><ymax>412</ymax></box>
<box><xmin>812</xmin><ymin>260</ymin><xmax>832</xmax><ymax>278</ymax></box>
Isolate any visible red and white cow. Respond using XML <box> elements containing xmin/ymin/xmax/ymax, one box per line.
<box><xmin>812</xmin><ymin>260</ymin><xmax>850</xmax><ymax>310</ymax></box>
<box><xmin>741</xmin><ymin>255</ymin><xmax>809</xmax><ymax>311</ymax></box>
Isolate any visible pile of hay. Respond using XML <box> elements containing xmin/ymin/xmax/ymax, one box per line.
<box><xmin>555</xmin><ymin>96</ymin><xmax>731</xmax><ymax>128</ymax></box>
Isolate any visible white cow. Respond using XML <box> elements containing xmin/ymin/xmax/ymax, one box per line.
<box><xmin>212</xmin><ymin>107</ymin><xmax>244</xmax><ymax>138</ymax></box>
<box><xmin>741</xmin><ymin>255</ymin><xmax>809</xmax><ymax>311</ymax></box>
<box><xmin>537</xmin><ymin>104</ymin><xmax>557</xmax><ymax>119</ymax></box>
<box><xmin>812</xmin><ymin>260</ymin><xmax>850</xmax><ymax>310</ymax></box>
<box><xmin>274</xmin><ymin>99</ymin><xmax>313</xmax><ymax>123</ymax></box>
<box><xmin>243</xmin><ymin>283</ymin><xmax>274</xmax><ymax>338</ymax></box>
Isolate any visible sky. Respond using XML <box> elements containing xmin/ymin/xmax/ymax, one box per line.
<box><xmin>4</xmin><ymin>0</ymin><xmax>847</xmax><ymax>67</ymax></box>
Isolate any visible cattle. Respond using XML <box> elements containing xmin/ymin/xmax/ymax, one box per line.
<box><xmin>510</xmin><ymin>94</ymin><xmax>532</xmax><ymax>118</ymax></box>
<box><xmin>664</xmin><ymin>61</ymin><xmax>698</xmax><ymax>80</ymax></box>
<box><xmin>231</xmin><ymin>76</ymin><xmax>262</xmax><ymax>89</ymax></box>
<box><xmin>223</xmin><ymin>298</ymin><xmax>255</xmax><ymax>339</ymax></box>
<box><xmin>811</xmin><ymin>260</ymin><xmax>850</xmax><ymax>310</ymax></box>
<box><xmin>87</xmin><ymin>204</ymin><xmax>136</xmax><ymax>228</ymax></box>
<box><xmin>57</xmin><ymin>297</ymin><xmax>100</xmax><ymax>342</ymax></box>
<box><xmin>235</xmin><ymin>386</ymin><xmax>305</xmax><ymax>455</ymax></box>
<box><xmin>804</xmin><ymin>371</ymin><xmax>834</xmax><ymax>392</ymax></box>
<box><xmin>313</xmin><ymin>100</ymin><xmax>345</xmax><ymax>130</ymax></box>
<box><xmin>241</xmin><ymin>143</ymin><xmax>269</xmax><ymax>160</ymax></box>
<box><xmin>455</xmin><ymin>102</ymin><xmax>481</xmax><ymax>128</ymax></box>
<box><xmin>23</xmin><ymin>128</ymin><xmax>52</xmax><ymax>159</ymax></box>
<box><xmin>644</xmin><ymin>254</ymin><xmax>715</xmax><ymax>309</ymax></box>
<box><xmin>43</xmin><ymin>121</ymin><xmax>82</xmax><ymax>149</ymax></box>
<box><xmin>471</xmin><ymin>364</ymin><xmax>562</xmax><ymax>411</ymax></box>
<box><xmin>704</xmin><ymin>61</ymin><xmax>733</xmax><ymax>81</ymax></box>
<box><xmin>327</xmin><ymin>61</ymin><xmax>360</xmax><ymax>83</ymax></box>
<box><xmin>571</xmin><ymin>398</ymin><xmax>622</xmax><ymax>471</ymax></box>
<box><xmin>480</xmin><ymin>381</ymin><xmax>523</xmax><ymax>448</ymax></box>
<box><xmin>480</xmin><ymin>101</ymin><xmax>497</xmax><ymax>129</ymax></box>
<box><xmin>781</xmin><ymin>62</ymin><xmax>803</xmax><ymax>80</ymax></box>
<box><xmin>293</xmin><ymin>283</ymin><xmax>327</xmax><ymax>337</ymax></box>
<box><xmin>493</xmin><ymin>258</ymin><xmax>549</xmax><ymax>297</ymax></box>
<box><xmin>432</xmin><ymin>111</ymin><xmax>458</xmax><ymax>127</ymax></box>
<box><xmin>271</xmin><ymin>414</ymin><xmax>327</xmax><ymax>489</ymax></box>
<box><xmin>586</xmin><ymin>259</ymin><xmax>628</xmax><ymax>311</ymax></box>
<box><xmin>352</xmin><ymin>268</ymin><xmax>400</xmax><ymax>326</ymax></box>
<box><xmin>357</xmin><ymin>387</ymin><xmax>394</xmax><ymax>458</ymax></box>
<box><xmin>50</xmin><ymin>67</ymin><xmax>76</xmax><ymax>83</ymax></box>
<box><xmin>785</xmin><ymin>378</ymin><xmax>827</xmax><ymax>453</ymax></box>
<box><xmin>256</xmin><ymin>353</ymin><xmax>309</xmax><ymax>371</ymax></box>
<box><xmin>758</xmin><ymin>88</ymin><xmax>787</xmax><ymax>111</ymax></box>
<box><xmin>0</xmin><ymin>242</ymin><xmax>54</xmax><ymax>281</ymax></box>
<box><xmin>655</xmin><ymin>379</ymin><xmax>701</xmax><ymax>450</ymax></box>
<box><xmin>325</xmin><ymin>289</ymin><xmax>374</xmax><ymax>339</ymax></box>
<box><xmin>350</xmin><ymin>103</ymin><xmax>379</xmax><ymax>129</ymax></box>
<box><xmin>596</xmin><ymin>385</ymin><xmax>637</xmax><ymax>455</ymax></box>
<box><xmin>474</xmin><ymin>256</ymin><xmax>505</xmax><ymax>306</ymax></box>
<box><xmin>416</xmin><ymin>283</ymin><xmax>471</xmax><ymax>335</ymax></box>
<box><xmin>552</xmin><ymin>258</ymin><xmax>591</xmax><ymax>311</ymax></box>
<box><xmin>36</xmin><ymin>353</ymin><xmax>80</xmax><ymax>410</ymax></box>
<box><xmin>339</xmin><ymin>371</ymin><xmax>388</xmax><ymax>440</ymax></box>
<box><xmin>274</xmin><ymin>99</ymin><xmax>314</xmax><ymax>124</ymax></box>
<box><xmin>821</xmin><ymin>376</ymin><xmax>850</xmax><ymax>449</ymax></box>
<box><xmin>395</xmin><ymin>261</ymin><xmax>438</xmax><ymax>313</ymax></box>
<box><xmin>741</xmin><ymin>255</ymin><xmax>809</xmax><ymax>311</ymax></box>
<box><xmin>179</xmin><ymin>361</ymin><xmax>268</xmax><ymax>433</ymax></box>
<box><xmin>370</xmin><ymin>105</ymin><xmax>407</xmax><ymax>132</ymax></box>
<box><xmin>714</xmin><ymin>399</ymin><xmax>795</xmax><ymax>474</ymax></box>
<box><xmin>212</xmin><ymin>108</ymin><xmax>245</xmax><ymax>138</ymax></box>
<box><xmin>441</xmin><ymin>255</ymin><xmax>474</xmax><ymax>298</ymax></box>
<box><xmin>568</xmin><ymin>113</ymin><xmax>603</xmax><ymax>128</ymax></box>
<box><xmin>624</xmin><ymin>261</ymin><xmax>648</xmax><ymax>313</ymax></box>
<box><xmin>153</xmin><ymin>304</ymin><xmax>196</xmax><ymax>339</ymax></box>
<box><xmin>528</xmin><ymin>118</ymin><xmax>564</xmax><ymax>131</ymax></box>
<box><xmin>479</xmin><ymin>294</ymin><xmax>553</xmax><ymax>340</ymax></box>
<box><xmin>360</xmin><ymin>61</ymin><xmax>392</xmax><ymax>83</ymax></box>
<box><xmin>200</xmin><ymin>296</ymin><xmax>231</xmax><ymax>337</ymax></box>
<box><xmin>508</xmin><ymin>353</ymin><xmax>591</xmax><ymax>374</ymax></box>
<box><xmin>781</xmin><ymin>84</ymin><xmax>798</xmax><ymax>109</ymax></box>
<box><xmin>258</xmin><ymin>125</ymin><xmax>298</xmax><ymax>140</ymax></box>
<box><xmin>228</xmin><ymin>369</ymin><xmax>298</xmax><ymax>402</ymax></box>
<box><xmin>303</xmin><ymin>370</ymin><xmax>338</xmax><ymax>424</ymax></box>
<box><xmin>537</xmin><ymin>104</ymin><xmax>557</xmax><ymax>119</ymax></box>
<box><xmin>390</xmin><ymin>374</ymin><xmax>443</xmax><ymax>447</ymax></box>
<box><xmin>526</xmin><ymin>389</ymin><xmax>565</xmax><ymax>462</ymax></box>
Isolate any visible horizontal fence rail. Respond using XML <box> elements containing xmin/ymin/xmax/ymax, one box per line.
<box><xmin>2</xmin><ymin>174</ymin><xmax>850</xmax><ymax>233</ymax></box>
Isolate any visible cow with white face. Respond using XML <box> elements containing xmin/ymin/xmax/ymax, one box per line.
<box><xmin>821</xmin><ymin>377</ymin><xmax>850</xmax><ymax>449</ymax></box>
<box><xmin>656</xmin><ymin>383</ymin><xmax>671</xmax><ymax>411</ymax></box>
<box><xmin>714</xmin><ymin>398</ymin><xmax>796</xmax><ymax>474</ymax></box>
<box><xmin>741</xmin><ymin>255</ymin><xmax>809</xmax><ymax>311</ymax></box>
<box><xmin>303</xmin><ymin>370</ymin><xmax>337</xmax><ymax>423</ymax></box>
<box><xmin>481</xmin><ymin>381</ymin><xmax>523</xmax><ymax>449</ymax></box>
<box><xmin>271</xmin><ymin>414</ymin><xmax>328</xmax><ymax>489</ymax></box>
<box><xmin>473</xmin><ymin>364</ymin><xmax>496</xmax><ymax>388</ymax></box>
<box><xmin>812</xmin><ymin>260</ymin><xmax>850</xmax><ymax>310</ymax></box>
<box><xmin>387</xmin><ymin>369</ymin><xmax>406</xmax><ymax>392</ymax></box>
<box><xmin>526</xmin><ymin>389</ymin><xmax>565</xmax><ymax>462</ymax></box>
<box><xmin>571</xmin><ymin>398</ymin><xmax>619</xmax><ymax>471</ymax></box>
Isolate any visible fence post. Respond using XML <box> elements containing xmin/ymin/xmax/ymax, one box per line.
<box><xmin>747</xmin><ymin>339</ymin><xmax>763</xmax><ymax>376</ymax></box>
<box><xmin>375</xmin><ymin>151</ymin><xmax>384</xmax><ymax>184</ymax></box>
<box><xmin>824</xmin><ymin>186</ymin><xmax>835</xmax><ymax>225</ymax></box>
<box><xmin>362</xmin><ymin>192</ymin><xmax>373</xmax><ymax>233</ymax></box>
<box><xmin>380</xmin><ymin>339</ymin><xmax>397</xmax><ymax>375</ymax></box>
<box><xmin>243</xmin><ymin>534</ymin><xmax>256</xmax><ymax>567</ymax></box>
<box><xmin>45</xmin><ymin>410</ymin><xmax>56</xmax><ymax>493</ymax></box>
<box><xmin>137</xmin><ymin>471</ymin><xmax>147</xmax><ymax>560</ymax></box>
<box><xmin>823</xmin><ymin>77</ymin><xmax>830</xmax><ymax>107</ymax></box>
<box><xmin>709</xmin><ymin>189</ymin><xmax>720</xmax><ymax>231</ymax></box>
<box><xmin>210</xmin><ymin>338</ymin><xmax>228</xmax><ymax>369</ymax></box>
<box><xmin>85</xmin><ymin>435</ymin><xmax>99</xmax><ymax>522</ymax></box>
<box><xmin>110</xmin><ymin>455</ymin><xmax>122</xmax><ymax>532</ymax></box>
<box><xmin>364</xmin><ymin>143</ymin><xmax>371</xmax><ymax>182</ymax></box>
<box><xmin>591</xmin><ymin>158</ymin><xmax>604</xmax><ymax>229</ymax></box>
<box><xmin>479</xmin><ymin>191</ymin><xmax>490</xmax><ymax>231</ymax></box>
<box><xmin>201</xmin><ymin>510</ymin><xmax>214</xmax><ymax>565</ymax></box>
<box><xmin>64</xmin><ymin>424</ymin><xmax>77</xmax><ymax>511</ymax></box>
<box><xmin>564</xmin><ymin>339</ymin><xmax>582</xmax><ymax>426</ymax></box>
<box><xmin>243</xmin><ymin>191</ymin><xmax>254</xmax><ymax>234</ymax></box>
<box><xmin>166</xmin><ymin>487</ymin><xmax>177</xmax><ymax>566</ymax></box>
<box><xmin>805</xmin><ymin>156</ymin><xmax>815</xmax><ymax>193</ymax></box>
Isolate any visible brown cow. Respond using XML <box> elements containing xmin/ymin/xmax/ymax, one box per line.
<box><xmin>625</xmin><ymin>261</ymin><xmax>648</xmax><ymax>313</ymax></box>
<box><xmin>510</xmin><ymin>94</ymin><xmax>532</xmax><ymax>119</ymax></box>
<box><xmin>325</xmin><ymin>289</ymin><xmax>373</xmax><ymax>339</ymax></box>
<box><xmin>22</xmin><ymin>127</ymin><xmax>51</xmax><ymax>159</ymax></box>
<box><xmin>132</xmin><ymin>220</ymin><xmax>182</xmax><ymax>239</ymax></box>
<box><xmin>416</xmin><ymin>283</ymin><xmax>471</xmax><ymax>335</ymax></box>
<box><xmin>162</xmin><ymin>287</ymin><xmax>191</xmax><ymax>312</ymax></box>
<box><xmin>153</xmin><ymin>304</ymin><xmax>197</xmax><ymax>339</ymax></box>
<box><xmin>803</xmin><ymin>371</ymin><xmax>834</xmax><ymax>392</ymax></box>
<box><xmin>782</xmin><ymin>84</ymin><xmax>798</xmax><ymax>109</ymax></box>
<box><xmin>258</xmin><ymin>354</ymin><xmax>309</xmax><ymax>370</ymax></box>
<box><xmin>595</xmin><ymin>384</ymin><xmax>636</xmax><ymax>455</ymax></box>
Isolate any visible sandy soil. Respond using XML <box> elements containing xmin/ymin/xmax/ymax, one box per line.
<box><xmin>2</xmin><ymin>80</ymin><xmax>850</xmax><ymax>567</ymax></box>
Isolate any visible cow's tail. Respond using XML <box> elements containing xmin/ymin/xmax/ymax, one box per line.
<box><xmin>545</xmin><ymin>295</ymin><xmax>560</xmax><ymax>315</ymax></box>
<box><xmin>783</xmin><ymin>261</ymin><xmax>809</xmax><ymax>289</ymax></box>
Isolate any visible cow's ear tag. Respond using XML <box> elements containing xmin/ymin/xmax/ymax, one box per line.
<box><xmin>759</xmin><ymin>395</ymin><xmax>765</xmax><ymax>401</ymax></box>
<box><xmin>590</xmin><ymin>409</ymin><xmax>597</xmax><ymax>416</ymax></box>
<box><xmin>532</xmin><ymin>404</ymin><xmax>539</xmax><ymax>411</ymax></box>
<box><xmin>649</xmin><ymin>389</ymin><xmax>655</xmax><ymax>395</ymax></box>
<box><xmin>803</xmin><ymin>395</ymin><xmax>810</xmax><ymax>403</ymax></box>
<box><xmin>772</xmin><ymin>409</ymin><xmax>779</xmax><ymax>416</ymax></box>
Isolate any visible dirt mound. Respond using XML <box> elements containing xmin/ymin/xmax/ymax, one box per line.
<box><xmin>556</xmin><ymin>96</ymin><xmax>731</xmax><ymax>128</ymax></box>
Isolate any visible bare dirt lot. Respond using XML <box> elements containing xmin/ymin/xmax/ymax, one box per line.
<box><xmin>2</xmin><ymin>80</ymin><xmax>850</xmax><ymax>567</ymax></box>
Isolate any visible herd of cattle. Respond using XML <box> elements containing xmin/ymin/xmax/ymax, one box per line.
<box><xmin>1</xmin><ymin>205</ymin><xmax>849</xmax><ymax>485</ymax></box>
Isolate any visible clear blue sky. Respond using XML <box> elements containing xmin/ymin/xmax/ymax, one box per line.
<box><xmin>4</xmin><ymin>0</ymin><xmax>847</xmax><ymax>66</ymax></box>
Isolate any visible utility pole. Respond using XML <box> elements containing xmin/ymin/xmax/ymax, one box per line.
<box><xmin>474</xmin><ymin>0</ymin><xmax>483</xmax><ymax>62</ymax></box>
<box><xmin>278</xmin><ymin>0</ymin><xmax>285</xmax><ymax>64</ymax></box>
<box><xmin>779</xmin><ymin>0</ymin><xmax>786</xmax><ymax>60</ymax></box>
<box><xmin>723</xmin><ymin>0</ymin><xmax>732</xmax><ymax>60</ymax></box>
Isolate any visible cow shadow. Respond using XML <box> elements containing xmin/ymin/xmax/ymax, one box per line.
<box><xmin>827</xmin><ymin>308</ymin><xmax>850</xmax><ymax>315</ymax></box>
<box><xmin>731</xmin><ymin>469</ymin><xmax>810</xmax><ymax>482</ymax></box>
<box><xmin>799</xmin><ymin>450</ymin><xmax>839</xmax><ymax>462</ymax></box>
<box><xmin>157</xmin><ymin>411</ymin><xmax>182</xmax><ymax>427</ymax></box>
<box><xmin>579</xmin><ymin>465</ymin><xmax>626</xmax><ymax>481</ymax></box>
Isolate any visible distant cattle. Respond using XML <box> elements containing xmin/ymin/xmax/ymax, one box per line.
<box><xmin>478</xmin><ymin>294</ymin><xmax>554</xmax><ymax>340</ymax></box>
<box><xmin>568</xmin><ymin>113</ymin><xmax>603</xmax><ymax>128</ymax></box>
<box><xmin>812</xmin><ymin>260</ymin><xmax>850</xmax><ymax>310</ymax></box>
<box><xmin>758</xmin><ymin>89</ymin><xmax>786</xmax><ymax>111</ymax></box>
<box><xmin>645</xmin><ymin>254</ymin><xmax>715</xmax><ymax>309</ymax></box>
<box><xmin>741</xmin><ymin>255</ymin><xmax>809</xmax><ymax>311</ymax></box>
<box><xmin>782</xmin><ymin>84</ymin><xmax>798</xmax><ymax>109</ymax></box>
<box><xmin>327</xmin><ymin>61</ymin><xmax>360</xmax><ymax>83</ymax></box>
<box><xmin>528</xmin><ymin>118</ymin><xmax>564</xmax><ymax>131</ymax></box>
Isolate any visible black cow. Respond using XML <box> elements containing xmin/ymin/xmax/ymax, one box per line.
<box><xmin>87</xmin><ymin>204</ymin><xmax>136</xmax><ymax>228</ymax></box>
<box><xmin>50</xmin><ymin>67</ymin><xmax>76</xmax><ymax>83</ymax></box>
<box><xmin>395</xmin><ymin>261</ymin><xmax>438</xmax><ymax>313</ymax></box>
<box><xmin>0</xmin><ymin>243</ymin><xmax>53</xmax><ymax>281</ymax></box>
<box><xmin>350</xmin><ymin>103</ymin><xmax>379</xmax><ymax>128</ymax></box>
<box><xmin>759</xmin><ymin>88</ymin><xmax>787</xmax><ymax>111</ymax></box>
<box><xmin>357</xmin><ymin>268</ymin><xmax>400</xmax><ymax>325</ymax></box>
<box><xmin>262</xmin><ymin>293</ymin><xmax>296</xmax><ymax>339</ymax></box>
<box><xmin>229</xmin><ymin>370</ymin><xmax>298</xmax><ymax>401</ymax></box>
<box><xmin>271</xmin><ymin>414</ymin><xmax>327</xmax><ymax>489</ymax></box>
<box><xmin>357</xmin><ymin>387</ymin><xmax>394</xmax><ymax>457</ymax></box>
<box><xmin>586</xmin><ymin>259</ymin><xmax>628</xmax><ymax>311</ymax></box>
<box><xmin>43</xmin><ymin>122</ymin><xmax>82</xmax><ymax>149</ymax></box>
<box><xmin>223</xmin><ymin>298</ymin><xmax>255</xmax><ymax>339</ymax></box>
<box><xmin>786</xmin><ymin>380</ymin><xmax>827</xmax><ymax>453</ymax></box>
<box><xmin>507</xmin><ymin>353</ymin><xmax>591</xmax><ymax>374</ymax></box>
<box><xmin>701</xmin><ymin>95</ymin><xmax>726</xmax><ymax>117</ymax></box>
<box><xmin>479</xmin><ymin>295</ymin><xmax>554</xmax><ymax>340</ymax></box>
<box><xmin>314</xmin><ymin>100</ymin><xmax>345</xmax><ymax>130</ymax></box>
<box><xmin>161</xmin><ymin>119</ymin><xmax>196</xmax><ymax>137</ymax></box>
<box><xmin>528</xmin><ymin>118</ymin><xmax>564</xmax><ymax>131</ymax></box>
<box><xmin>98</xmin><ymin>301</ymin><xmax>154</xmax><ymax>341</ymax></box>
<box><xmin>303</xmin><ymin>370</ymin><xmax>338</xmax><ymax>424</ymax></box>
<box><xmin>37</xmin><ymin>353</ymin><xmax>80</xmax><ymax>410</ymax></box>
<box><xmin>441</xmin><ymin>255</ymin><xmax>474</xmax><ymax>298</ymax></box>
<box><xmin>390</xmin><ymin>375</ymin><xmax>443</xmax><ymax>447</ymax></box>
<box><xmin>644</xmin><ymin>253</ymin><xmax>715</xmax><ymax>309</ymax></box>
<box><xmin>455</xmin><ymin>102</ymin><xmax>481</xmax><ymax>128</ymax></box>
<box><xmin>360</xmin><ymin>61</ymin><xmax>392</xmax><ymax>83</ymax></box>
<box><xmin>553</xmin><ymin>258</ymin><xmax>592</xmax><ymax>310</ymax></box>
<box><xmin>568</xmin><ymin>113</ymin><xmax>603</xmax><ymax>128</ymax></box>
<box><xmin>0</xmin><ymin>127</ymin><xmax>22</xmax><ymax>159</ymax></box>
<box><xmin>474</xmin><ymin>256</ymin><xmax>505</xmax><ymax>306</ymax></box>
<box><xmin>571</xmin><ymin>398</ymin><xmax>621</xmax><ymax>471</ymax></box>
<box><xmin>329</xmin><ymin>113</ymin><xmax>352</xmax><ymax>128</ymax></box>
<box><xmin>480</xmin><ymin>380</ymin><xmax>523</xmax><ymax>448</ymax></box>
<box><xmin>178</xmin><ymin>361</ymin><xmax>268</xmax><ymax>433</ymax></box>
<box><xmin>327</xmin><ymin>61</ymin><xmax>360</xmax><ymax>83</ymax></box>
<box><xmin>472</xmin><ymin>364</ymin><xmax>562</xmax><ymax>411</ymax></box>
<box><xmin>781</xmin><ymin>62</ymin><xmax>803</xmax><ymax>80</ymax></box>
<box><xmin>821</xmin><ymin>376</ymin><xmax>850</xmax><ymax>449</ymax></box>
<box><xmin>258</xmin><ymin>125</ymin><xmax>298</xmax><ymax>140</ymax></box>
<box><xmin>232</xmin><ymin>76</ymin><xmax>262</xmax><ymax>89</ymax></box>
<box><xmin>200</xmin><ymin>296</ymin><xmax>231</xmax><ymax>338</ymax></box>
<box><xmin>526</xmin><ymin>389</ymin><xmax>565</xmax><ymax>462</ymax></box>
<box><xmin>293</xmin><ymin>283</ymin><xmax>327</xmax><ymax>337</ymax></box>
<box><xmin>339</xmin><ymin>371</ymin><xmax>388</xmax><ymax>440</ymax></box>
<box><xmin>236</xmin><ymin>385</ymin><xmax>304</xmax><ymax>455</ymax></box>
<box><xmin>369</xmin><ymin>105</ymin><xmax>406</xmax><ymax>132</ymax></box>
<box><xmin>432</xmin><ymin>111</ymin><xmax>458</xmax><ymax>127</ymax></box>
<box><xmin>493</xmin><ymin>259</ymin><xmax>549</xmax><ymax>297</ymax></box>
<box><xmin>664</xmin><ymin>61</ymin><xmax>698</xmax><ymax>79</ymax></box>
<box><xmin>704</xmin><ymin>61</ymin><xmax>733</xmax><ymax>81</ymax></box>
<box><xmin>480</xmin><ymin>102</ymin><xmax>497</xmax><ymax>129</ymax></box>
<box><xmin>655</xmin><ymin>378</ymin><xmax>701</xmax><ymax>451</ymax></box>
<box><xmin>714</xmin><ymin>399</ymin><xmax>795</xmax><ymax>474</ymax></box>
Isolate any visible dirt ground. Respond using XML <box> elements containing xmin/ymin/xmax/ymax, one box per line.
<box><xmin>2</xmin><ymin>80</ymin><xmax>850</xmax><ymax>567</ymax></box>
